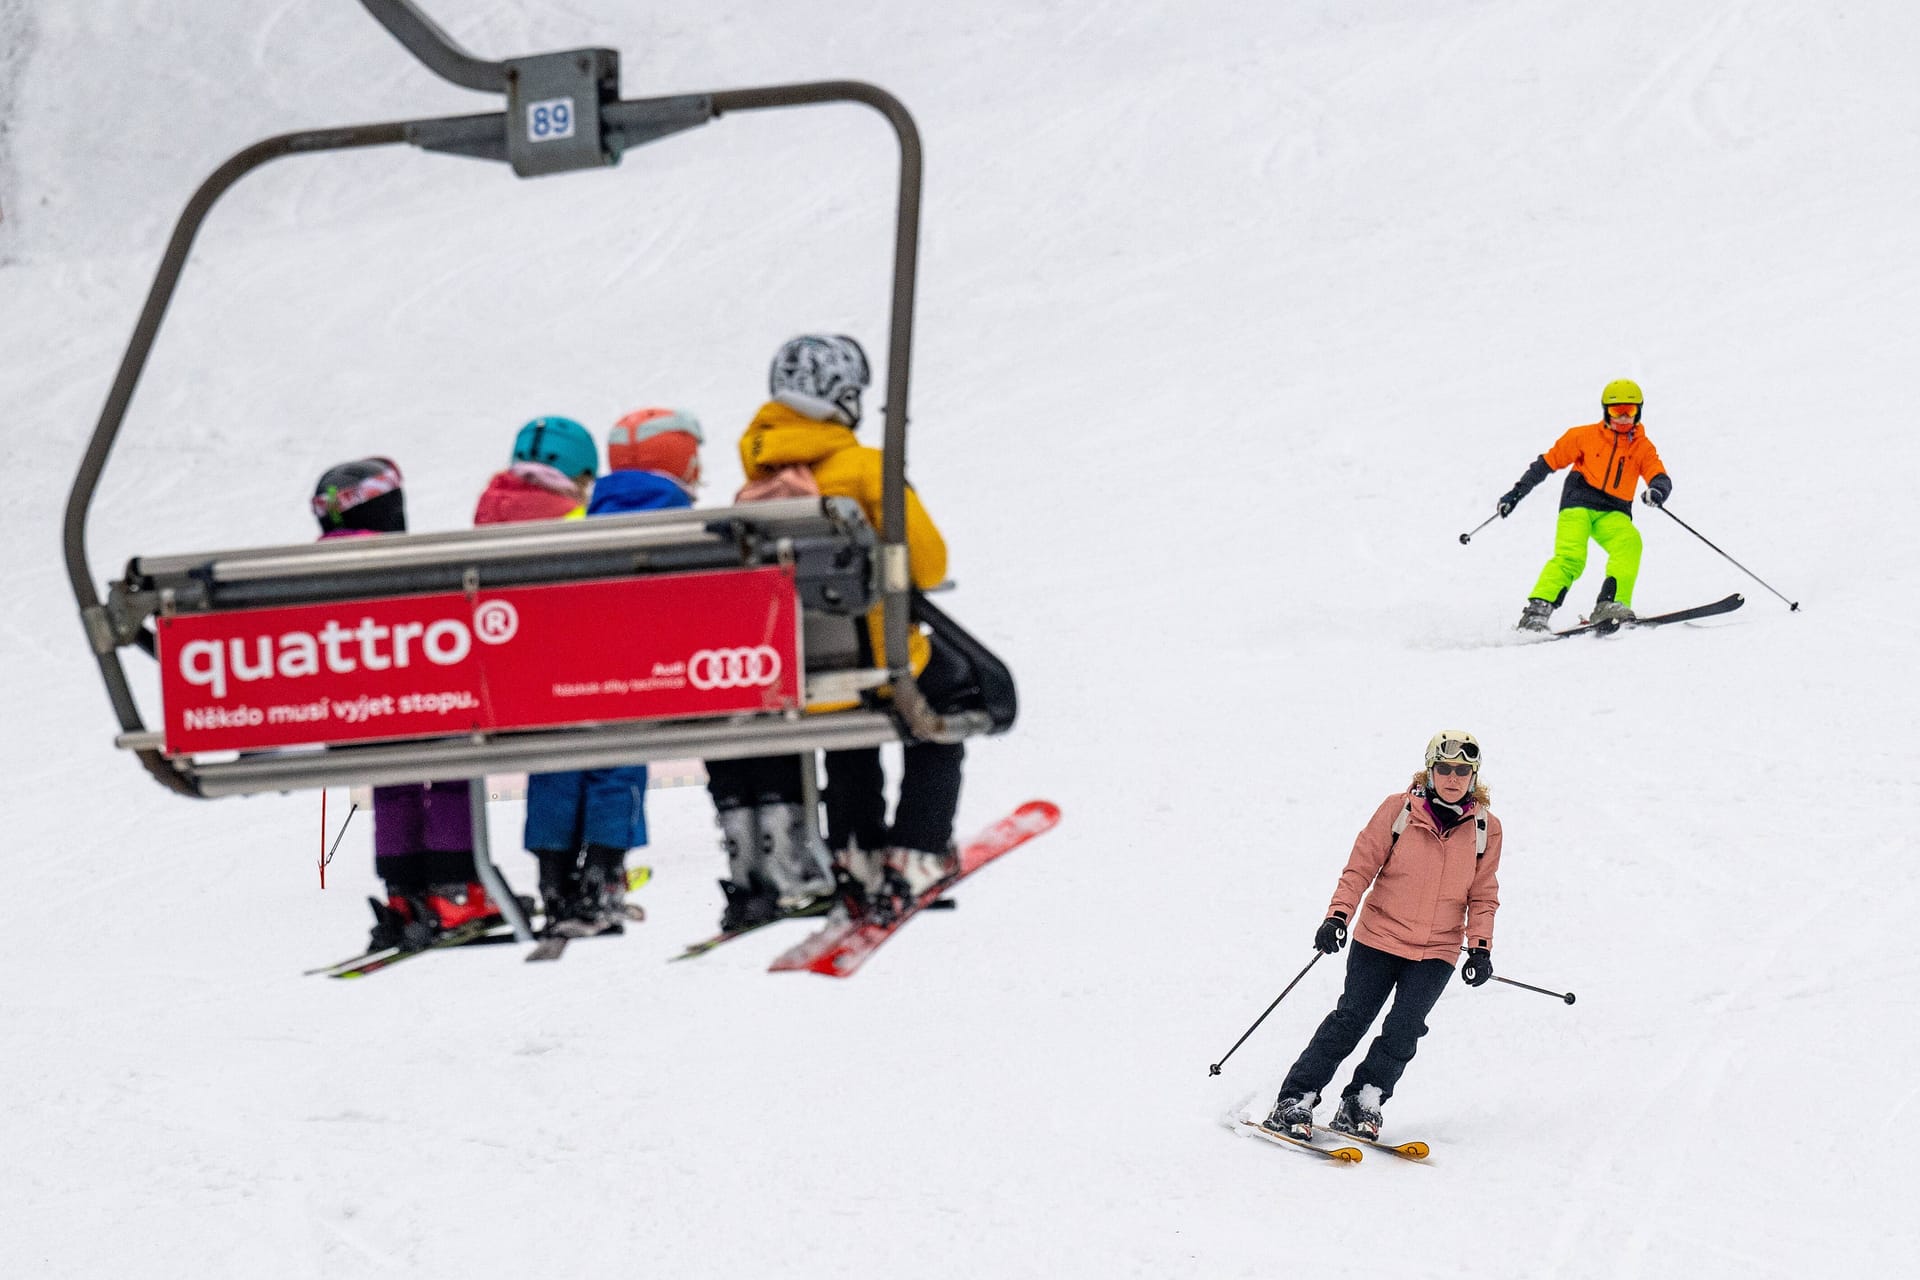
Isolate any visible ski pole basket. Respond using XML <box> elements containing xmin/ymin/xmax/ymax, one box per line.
<box><xmin>63</xmin><ymin>0</ymin><xmax>1001</xmax><ymax>801</ymax></box>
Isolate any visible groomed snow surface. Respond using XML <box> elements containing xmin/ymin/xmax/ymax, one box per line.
<box><xmin>4</xmin><ymin>2</ymin><xmax>1917</xmax><ymax>1276</ymax></box>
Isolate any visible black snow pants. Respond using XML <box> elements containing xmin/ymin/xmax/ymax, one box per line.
<box><xmin>1279</xmin><ymin>939</ymin><xmax>1454</xmax><ymax>1104</ymax></box>
<box><xmin>823</xmin><ymin>632</ymin><xmax>969</xmax><ymax>855</ymax></box>
<box><xmin>704</xmin><ymin>754</ymin><xmax>807</xmax><ymax>812</ymax></box>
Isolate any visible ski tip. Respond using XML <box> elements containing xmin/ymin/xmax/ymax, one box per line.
<box><xmin>1328</xmin><ymin>1146</ymin><xmax>1364</xmax><ymax>1163</ymax></box>
<box><xmin>1393</xmin><ymin>1141</ymin><xmax>1431</xmax><ymax>1159</ymax></box>
<box><xmin>1014</xmin><ymin>799</ymin><xmax>1062</xmax><ymax>827</ymax></box>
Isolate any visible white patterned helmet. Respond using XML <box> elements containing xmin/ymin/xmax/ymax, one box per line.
<box><xmin>769</xmin><ymin>334</ymin><xmax>871</xmax><ymax>426</ymax></box>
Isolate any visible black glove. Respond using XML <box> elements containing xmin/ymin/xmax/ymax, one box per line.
<box><xmin>1460</xmin><ymin>946</ymin><xmax>1493</xmax><ymax>987</ymax></box>
<box><xmin>1641</xmin><ymin>473</ymin><xmax>1672</xmax><ymax>507</ymax></box>
<box><xmin>1313</xmin><ymin>915</ymin><xmax>1349</xmax><ymax>955</ymax></box>
<box><xmin>1499</xmin><ymin>457</ymin><xmax>1550</xmax><ymax>517</ymax></box>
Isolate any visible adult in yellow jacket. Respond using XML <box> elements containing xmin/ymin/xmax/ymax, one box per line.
<box><xmin>740</xmin><ymin>335</ymin><xmax>965</xmax><ymax>908</ymax></box>
<box><xmin>1497</xmin><ymin>379</ymin><xmax>1673</xmax><ymax>631</ymax></box>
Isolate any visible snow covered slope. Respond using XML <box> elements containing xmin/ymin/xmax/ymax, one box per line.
<box><xmin>4</xmin><ymin>2</ymin><xmax>1918</xmax><ymax>1276</ymax></box>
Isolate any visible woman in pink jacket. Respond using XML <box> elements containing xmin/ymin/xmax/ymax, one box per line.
<box><xmin>1264</xmin><ymin>731</ymin><xmax>1502</xmax><ymax>1142</ymax></box>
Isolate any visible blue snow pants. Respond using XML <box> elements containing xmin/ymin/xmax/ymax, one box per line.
<box><xmin>524</xmin><ymin>766</ymin><xmax>649</xmax><ymax>854</ymax></box>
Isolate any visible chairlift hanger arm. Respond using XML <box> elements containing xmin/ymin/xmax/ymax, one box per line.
<box><xmin>706</xmin><ymin>83</ymin><xmax>973</xmax><ymax>742</ymax></box>
<box><xmin>358</xmin><ymin>0</ymin><xmax>507</xmax><ymax>93</ymax></box>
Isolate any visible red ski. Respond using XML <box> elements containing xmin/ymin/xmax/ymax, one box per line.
<box><xmin>769</xmin><ymin>799</ymin><xmax>1060</xmax><ymax>978</ymax></box>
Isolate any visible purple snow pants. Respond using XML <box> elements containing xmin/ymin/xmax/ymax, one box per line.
<box><xmin>371</xmin><ymin>781</ymin><xmax>476</xmax><ymax>889</ymax></box>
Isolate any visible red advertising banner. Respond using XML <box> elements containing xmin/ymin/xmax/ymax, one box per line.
<box><xmin>156</xmin><ymin>568</ymin><xmax>802</xmax><ymax>756</ymax></box>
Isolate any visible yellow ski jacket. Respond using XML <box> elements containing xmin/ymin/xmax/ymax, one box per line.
<box><xmin>738</xmin><ymin>401</ymin><xmax>947</xmax><ymax>676</ymax></box>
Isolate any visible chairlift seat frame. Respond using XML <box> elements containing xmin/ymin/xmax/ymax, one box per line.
<box><xmin>62</xmin><ymin>0</ymin><xmax>996</xmax><ymax>813</ymax></box>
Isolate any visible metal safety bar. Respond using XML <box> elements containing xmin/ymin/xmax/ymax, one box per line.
<box><xmin>125</xmin><ymin>497</ymin><xmax>834</xmax><ymax>583</ymax></box>
<box><xmin>187</xmin><ymin>710</ymin><xmax>901</xmax><ymax>798</ymax></box>
<box><xmin>107</xmin><ymin>498</ymin><xmax>875</xmax><ymax>633</ymax></box>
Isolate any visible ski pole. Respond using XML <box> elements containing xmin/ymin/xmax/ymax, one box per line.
<box><xmin>1208</xmin><ymin>951</ymin><xmax>1323</xmax><ymax>1077</ymax></box>
<box><xmin>1492</xmin><ymin>974</ymin><xmax>1575</xmax><ymax>1004</ymax></box>
<box><xmin>1458</xmin><ymin>513</ymin><xmax>1499</xmax><ymax>545</ymax></box>
<box><xmin>323</xmin><ymin>803</ymin><xmax>359</xmax><ymax>874</ymax></box>
<box><xmin>1460</xmin><ymin>946</ymin><xmax>1575</xmax><ymax>1003</ymax></box>
<box><xmin>1655</xmin><ymin>504</ymin><xmax>1800</xmax><ymax>611</ymax></box>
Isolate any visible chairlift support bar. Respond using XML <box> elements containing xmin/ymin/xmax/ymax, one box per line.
<box><xmin>359</xmin><ymin>0</ymin><xmax>507</xmax><ymax>93</ymax></box>
<box><xmin>63</xmin><ymin>1</ymin><xmax>991</xmax><ymax>801</ymax></box>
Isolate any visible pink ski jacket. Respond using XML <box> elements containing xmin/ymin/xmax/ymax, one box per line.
<box><xmin>1328</xmin><ymin>789</ymin><xmax>1503</xmax><ymax>963</ymax></box>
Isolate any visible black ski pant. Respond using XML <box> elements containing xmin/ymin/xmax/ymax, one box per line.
<box><xmin>823</xmin><ymin>739</ymin><xmax>964</xmax><ymax>854</ymax></box>
<box><xmin>704</xmin><ymin>754</ymin><xmax>807</xmax><ymax>811</ymax></box>
<box><xmin>1278</xmin><ymin>940</ymin><xmax>1454</xmax><ymax>1105</ymax></box>
<box><xmin>822</xmin><ymin>632</ymin><xmax>970</xmax><ymax>854</ymax></box>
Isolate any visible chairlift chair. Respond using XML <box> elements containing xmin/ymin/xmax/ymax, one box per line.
<box><xmin>61</xmin><ymin>0</ymin><xmax>1014</xmax><ymax>939</ymax></box>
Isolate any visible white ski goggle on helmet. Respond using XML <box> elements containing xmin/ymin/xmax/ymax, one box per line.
<box><xmin>1423</xmin><ymin>732</ymin><xmax>1481</xmax><ymax>769</ymax></box>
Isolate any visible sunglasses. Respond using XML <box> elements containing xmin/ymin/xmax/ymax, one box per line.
<box><xmin>1431</xmin><ymin>762</ymin><xmax>1476</xmax><ymax>778</ymax></box>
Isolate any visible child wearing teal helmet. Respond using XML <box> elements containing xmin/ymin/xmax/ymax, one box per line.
<box><xmin>512</xmin><ymin>416</ymin><xmax>598</xmax><ymax>493</ymax></box>
<box><xmin>476</xmin><ymin>417</ymin><xmax>598</xmax><ymax>523</ymax></box>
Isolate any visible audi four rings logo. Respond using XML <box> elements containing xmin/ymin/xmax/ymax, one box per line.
<box><xmin>688</xmin><ymin>646</ymin><xmax>783</xmax><ymax>690</ymax></box>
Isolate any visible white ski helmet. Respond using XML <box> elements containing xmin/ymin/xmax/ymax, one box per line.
<box><xmin>769</xmin><ymin>334</ymin><xmax>871</xmax><ymax>426</ymax></box>
<box><xmin>1423</xmin><ymin>730</ymin><xmax>1482</xmax><ymax>773</ymax></box>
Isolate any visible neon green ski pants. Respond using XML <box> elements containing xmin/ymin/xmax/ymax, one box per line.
<box><xmin>1529</xmin><ymin>507</ymin><xmax>1643</xmax><ymax>608</ymax></box>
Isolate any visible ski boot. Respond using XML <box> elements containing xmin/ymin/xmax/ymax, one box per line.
<box><xmin>711</xmin><ymin>806</ymin><xmax>772</xmax><ymax>931</ymax></box>
<box><xmin>366</xmin><ymin>881</ymin><xmax>500</xmax><ymax>951</ymax></box>
<box><xmin>831</xmin><ymin>845</ymin><xmax>888</xmax><ymax>921</ymax></box>
<box><xmin>1589</xmin><ymin>598</ymin><xmax>1636</xmax><ymax>627</ymax></box>
<box><xmin>1515</xmin><ymin>598</ymin><xmax>1553</xmax><ymax>632</ymax></box>
<box><xmin>579</xmin><ymin>844</ymin><xmax>641</xmax><ymax>924</ymax></box>
<box><xmin>1587</xmin><ymin>575</ymin><xmax>1634</xmax><ymax>629</ymax></box>
<box><xmin>535</xmin><ymin>849</ymin><xmax>587</xmax><ymax>931</ymax></box>
<box><xmin>366</xmin><ymin>895</ymin><xmax>435</xmax><ymax>952</ymax></box>
<box><xmin>851</xmin><ymin>845</ymin><xmax>960</xmax><ymax>923</ymax></box>
<box><xmin>884</xmin><ymin>845</ymin><xmax>958</xmax><ymax>901</ymax></box>
<box><xmin>1262</xmin><ymin>1092</ymin><xmax>1317</xmax><ymax>1141</ymax></box>
<box><xmin>756</xmin><ymin>801</ymin><xmax>838</xmax><ymax>911</ymax></box>
<box><xmin>1330</xmin><ymin>1086</ymin><xmax>1384</xmax><ymax>1141</ymax></box>
<box><xmin>718</xmin><ymin>875</ymin><xmax>782</xmax><ymax>932</ymax></box>
<box><xmin>538</xmin><ymin>847</ymin><xmax>630</xmax><ymax>936</ymax></box>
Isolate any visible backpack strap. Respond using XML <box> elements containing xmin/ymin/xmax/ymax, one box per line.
<box><xmin>1378</xmin><ymin>794</ymin><xmax>1415</xmax><ymax>875</ymax></box>
<box><xmin>1388</xmin><ymin>795</ymin><xmax>1414</xmax><ymax>851</ymax></box>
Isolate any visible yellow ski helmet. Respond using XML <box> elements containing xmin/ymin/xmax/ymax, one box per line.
<box><xmin>1601</xmin><ymin>378</ymin><xmax>1644</xmax><ymax>407</ymax></box>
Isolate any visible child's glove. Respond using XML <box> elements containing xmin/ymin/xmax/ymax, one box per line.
<box><xmin>1642</xmin><ymin>474</ymin><xmax>1672</xmax><ymax>506</ymax></box>
<box><xmin>1497</xmin><ymin>489</ymin><xmax>1524</xmax><ymax>517</ymax></box>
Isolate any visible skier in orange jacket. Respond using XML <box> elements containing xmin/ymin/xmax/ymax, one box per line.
<box><xmin>1497</xmin><ymin>379</ymin><xmax>1673</xmax><ymax>631</ymax></box>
